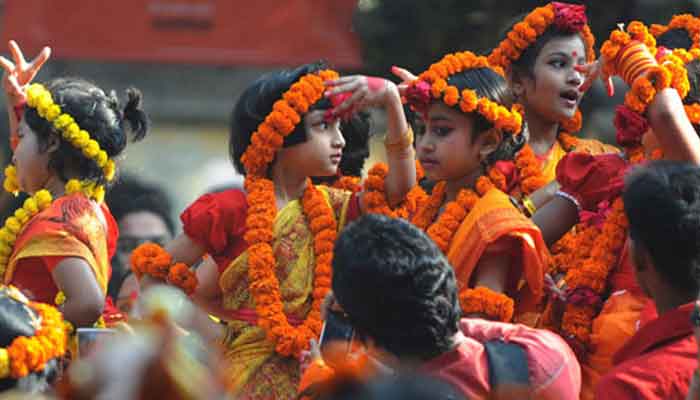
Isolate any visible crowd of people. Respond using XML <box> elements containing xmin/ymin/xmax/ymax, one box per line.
<box><xmin>2</xmin><ymin>2</ymin><xmax>700</xmax><ymax>399</ymax></box>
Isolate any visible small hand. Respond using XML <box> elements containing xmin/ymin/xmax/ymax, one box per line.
<box><xmin>391</xmin><ymin>65</ymin><xmax>418</xmax><ymax>97</ymax></box>
<box><xmin>0</xmin><ymin>40</ymin><xmax>51</xmax><ymax>105</ymax></box>
<box><xmin>575</xmin><ymin>58</ymin><xmax>614</xmax><ymax>97</ymax></box>
<box><xmin>325</xmin><ymin>75</ymin><xmax>398</xmax><ymax>116</ymax></box>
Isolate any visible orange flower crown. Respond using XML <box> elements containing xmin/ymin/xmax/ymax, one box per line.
<box><xmin>488</xmin><ymin>2</ymin><xmax>596</xmax><ymax>71</ymax></box>
<box><xmin>405</xmin><ymin>51</ymin><xmax>523</xmax><ymax>136</ymax></box>
<box><xmin>0</xmin><ymin>286</ymin><xmax>67</xmax><ymax>379</ymax></box>
<box><xmin>240</xmin><ymin>69</ymin><xmax>340</xmax><ymax>175</ymax></box>
<box><xmin>650</xmin><ymin>14</ymin><xmax>700</xmax><ymax>49</ymax></box>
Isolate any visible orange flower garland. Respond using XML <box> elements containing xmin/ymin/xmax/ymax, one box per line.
<box><xmin>331</xmin><ymin>175</ymin><xmax>362</xmax><ymax>193</ymax></box>
<box><xmin>130</xmin><ymin>243</ymin><xmax>198</xmax><ymax>296</ymax></box>
<box><xmin>685</xmin><ymin>103</ymin><xmax>700</xmax><ymax>124</ymax></box>
<box><xmin>650</xmin><ymin>14</ymin><xmax>700</xmax><ymax>49</ymax></box>
<box><xmin>239</xmin><ymin>69</ymin><xmax>341</xmax><ymax>357</ymax></box>
<box><xmin>0</xmin><ymin>295</ymin><xmax>67</xmax><ymax>379</ymax></box>
<box><xmin>406</xmin><ymin>51</ymin><xmax>523</xmax><ymax>136</ymax></box>
<box><xmin>460</xmin><ymin>287</ymin><xmax>515</xmax><ymax>322</ymax></box>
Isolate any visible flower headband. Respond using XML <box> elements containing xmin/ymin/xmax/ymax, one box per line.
<box><xmin>240</xmin><ymin>69</ymin><xmax>340</xmax><ymax>175</ymax></box>
<box><xmin>405</xmin><ymin>51</ymin><xmax>523</xmax><ymax>135</ymax></box>
<box><xmin>24</xmin><ymin>84</ymin><xmax>116</xmax><ymax>182</ymax></box>
<box><xmin>488</xmin><ymin>2</ymin><xmax>596</xmax><ymax>71</ymax></box>
<box><xmin>650</xmin><ymin>14</ymin><xmax>700</xmax><ymax>50</ymax></box>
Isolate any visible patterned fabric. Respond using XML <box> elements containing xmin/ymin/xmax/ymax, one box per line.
<box><xmin>6</xmin><ymin>193</ymin><xmax>116</xmax><ymax>299</ymax></box>
<box><xmin>218</xmin><ymin>186</ymin><xmax>352</xmax><ymax>399</ymax></box>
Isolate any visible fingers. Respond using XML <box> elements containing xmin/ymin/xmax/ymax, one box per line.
<box><xmin>309</xmin><ymin>338</ymin><xmax>321</xmax><ymax>360</ymax></box>
<box><xmin>8</xmin><ymin>40</ymin><xmax>25</xmax><ymax>66</ymax></box>
<box><xmin>0</xmin><ymin>56</ymin><xmax>15</xmax><ymax>74</ymax></box>
<box><xmin>27</xmin><ymin>46</ymin><xmax>51</xmax><ymax>77</ymax></box>
<box><xmin>333</xmin><ymin>87</ymin><xmax>366</xmax><ymax>114</ymax></box>
<box><xmin>391</xmin><ymin>65</ymin><xmax>417</xmax><ymax>83</ymax></box>
<box><xmin>605</xmin><ymin>76</ymin><xmax>615</xmax><ymax>97</ymax></box>
<box><xmin>325</xmin><ymin>79</ymin><xmax>361</xmax><ymax>96</ymax></box>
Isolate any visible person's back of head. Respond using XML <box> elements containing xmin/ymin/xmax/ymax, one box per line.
<box><xmin>332</xmin><ymin>214</ymin><xmax>461</xmax><ymax>361</ymax></box>
<box><xmin>624</xmin><ymin>161</ymin><xmax>700</xmax><ymax>298</ymax></box>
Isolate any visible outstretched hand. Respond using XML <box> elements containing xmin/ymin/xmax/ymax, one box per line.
<box><xmin>324</xmin><ymin>75</ymin><xmax>399</xmax><ymax>116</ymax></box>
<box><xmin>0</xmin><ymin>40</ymin><xmax>51</xmax><ymax>105</ymax></box>
<box><xmin>575</xmin><ymin>59</ymin><xmax>614</xmax><ymax>97</ymax></box>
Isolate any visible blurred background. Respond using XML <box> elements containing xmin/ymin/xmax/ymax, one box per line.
<box><xmin>0</xmin><ymin>0</ymin><xmax>698</xmax><ymax>230</ymax></box>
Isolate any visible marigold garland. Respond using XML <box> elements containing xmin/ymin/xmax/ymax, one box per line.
<box><xmin>0</xmin><ymin>296</ymin><xmax>67</xmax><ymax>379</ymax></box>
<box><xmin>650</xmin><ymin>14</ymin><xmax>700</xmax><ymax>49</ymax></box>
<box><xmin>130</xmin><ymin>243</ymin><xmax>198</xmax><ymax>296</ymax></box>
<box><xmin>405</xmin><ymin>51</ymin><xmax>524</xmax><ymax>136</ymax></box>
<box><xmin>459</xmin><ymin>287</ymin><xmax>515</xmax><ymax>322</ymax></box>
<box><xmin>331</xmin><ymin>175</ymin><xmax>362</xmax><ymax>193</ymax></box>
<box><xmin>236</xmin><ymin>69</ymin><xmax>342</xmax><ymax>357</ymax></box>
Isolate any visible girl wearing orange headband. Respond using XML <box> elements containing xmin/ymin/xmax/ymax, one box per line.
<box><xmin>131</xmin><ymin>62</ymin><xmax>416</xmax><ymax>398</ymax></box>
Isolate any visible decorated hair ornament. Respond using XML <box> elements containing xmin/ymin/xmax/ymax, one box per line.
<box><xmin>0</xmin><ymin>286</ymin><xmax>68</xmax><ymax>379</ymax></box>
<box><xmin>405</xmin><ymin>51</ymin><xmax>523</xmax><ymax>136</ymax></box>
<box><xmin>488</xmin><ymin>2</ymin><xmax>596</xmax><ymax>71</ymax></box>
<box><xmin>650</xmin><ymin>14</ymin><xmax>700</xmax><ymax>49</ymax></box>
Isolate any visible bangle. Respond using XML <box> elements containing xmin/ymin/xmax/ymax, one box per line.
<box><xmin>555</xmin><ymin>190</ymin><xmax>582</xmax><ymax>212</ymax></box>
<box><xmin>522</xmin><ymin>196</ymin><xmax>537</xmax><ymax>217</ymax></box>
<box><xmin>617</xmin><ymin>41</ymin><xmax>657</xmax><ymax>86</ymax></box>
<box><xmin>384</xmin><ymin>127</ymin><xmax>414</xmax><ymax>155</ymax></box>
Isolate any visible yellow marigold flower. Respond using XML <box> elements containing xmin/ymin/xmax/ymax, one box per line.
<box><xmin>93</xmin><ymin>185</ymin><xmax>105</xmax><ymax>203</ymax></box>
<box><xmin>5</xmin><ymin>218</ymin><xmax>21</xmax><ymax>234</ymax></box>
<box><xmin>104</xmin><ymin>160</ymin><xmax>116</xmax><ymax>181</ymax></box>
<box><xmin>96</xmin><ymin>151</ymin><xmax>108</xmax><ymax>168</ymax></box>
<box><xmin>53</xmin><ymin>114</ymin><xmax>73</xmax><ymax>130</ymax></box>
<box><xmin>45</xmin><ymin>104</ymin><xmax>61</xmax><ymax>122</ymax></box>
<box><xmin>0</xmin><ymin>349</ymin><xmax>9</xmax><ymax>378</ymax></box>
<box><xmin>22</xmin><ymin>199</ymin><xmax>38</xmax><ymax>214</ymax></box>
<box><xmin>35</xmin><ymin>190</ymin><xmax>53</xmax><ymax>207</ymax></box>
<box><xmin>54</xmin><ymin>291</ymin><xmax>66</xmax><ymax>306</ymax></box>
<box><xmin>0</xmin><ymin>243</ymin><xmax>11</xmax><ymax>256</ymax></box>
<box><xmin>83</xmin><ymin>140</ymin><xmax>100</xmax><ymax>158</ymax></box>
<box><xmin>13</xmin><ymin>209</ymin><xmax>28</xmax><ymax>224</ymax></box>
<box><xmin>64</xmin><ymin>179</ymin><xmax>82</xmax><ymax>194</ymax></box>
<box><xmin>65</xmin><ymin>123</ymin><xmax>80</xmax><ymax>139</ymax></box>
<box><xmin>74</xmin><ymin>130</ymin><xmax>90</xmax><ymax>146</ymax></box>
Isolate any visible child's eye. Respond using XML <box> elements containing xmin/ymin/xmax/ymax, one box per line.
<box><xmin>431</xmin><ymin>126</ymin><xmax>452</xmax><ymax>137</ymax></box>
<box><xmin>549</xmin><ymin>60</ymin><xmax>566</xmax><ymax>68</ymax></box>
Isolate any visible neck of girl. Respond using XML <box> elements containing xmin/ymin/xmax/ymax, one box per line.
<box><xmin>43</xmin><ymin>174</ymin><xmax>67</xmax><ymax>198</ymax></box>
<box><xmin>524</xmin><ymin>106</ymin><xmax>560</xmax><ymax>156</ymax></box>
<box><xmin>445</xmin><ymin>168</ymin><xmax>483</xmax><ymax>203</ymax></box>
<box><xmin>270</xmin><ymin>160</ymin><xmax>308</xmax><ymax>209</ymax></box>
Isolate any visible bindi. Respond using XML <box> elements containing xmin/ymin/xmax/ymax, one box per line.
<box><xmin>571</xmin><ymin>51</ymin><xmax>578</xmax><ymax>58</ymax></box>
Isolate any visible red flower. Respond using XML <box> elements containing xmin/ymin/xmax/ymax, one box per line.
<box><xmin>406</xmin><ymin>80</ymin><xmax>432</xmax><ymax>113</ymax></box>
<box><xmin>614</xmin><ymin>105</ymin><xmax>649</xmax><ymax>146</ymax></box>
<box><xmin>552</xmin><ymin>2</ymin><xmax>587</xmax><ymax>33</ymax></box>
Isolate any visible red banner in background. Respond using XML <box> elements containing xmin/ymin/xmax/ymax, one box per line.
<box><xmin>2</xmin><ymin>0</ymin><xmax>363</xmax><ymax>68</ymax></box>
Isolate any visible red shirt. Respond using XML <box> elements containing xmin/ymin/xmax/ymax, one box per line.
<box><xmin>596</xmin><ymin>302</ymin><xmax>697</xmax><ymax>399</ymax></box>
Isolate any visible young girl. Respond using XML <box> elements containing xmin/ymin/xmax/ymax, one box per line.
<box><xmin>535</xmin><ymin>22</ymin><xmax>700</xmax><ymax>398</ymax></box>
<box><xmin>0</xmin><ymin>41</ymin><xmax>149</xmax><ymax>329</ymax></box>
<box><xmin>363</xmin><ymin>51</ymin><xmax>550</xmax><ymax>325</ymax></box>
<box><xmin>488</xmin><ymin>2</ymin><xmax>618</xmax><ymax>208</ymax></box>
<box><xmin>131</xmin><ymin>62</ymin><xmax>415</xmax><ymax>398</ymax></box>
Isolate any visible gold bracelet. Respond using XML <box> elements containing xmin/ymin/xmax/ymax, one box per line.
<box><xmin>522</xmin><ymin>196</ymin><xmax>537</xmax><ymax>217</ymax></box>
<box><xmin>384</xmin><ymin>126</ymin><xmax>414</xmax><ymax>155</ymax></box>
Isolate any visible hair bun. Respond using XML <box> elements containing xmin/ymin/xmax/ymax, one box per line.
<box><xmin>122</xmin><ymin>87</ymin><xmax>150</xmax><ymax>142</ymax></box>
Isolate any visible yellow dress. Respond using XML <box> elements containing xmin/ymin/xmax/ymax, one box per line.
<box><xmin>217</xmin><ymin>186</ymin><xmax>352</xmax><ymax>399</ymax></box>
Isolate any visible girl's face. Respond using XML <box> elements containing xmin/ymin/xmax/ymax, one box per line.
<box><xmin>516</xmin><ymin>35</ymin><xmax>586</xmax><ymax>123</ymax></box>
<box><xmin>277</xmin><ymin>110</ymin><xmax>345</xmax><ymax>177</ymax></box>
<box><xmin>416</xmin><ymin>103</ymin><xmax>489</xmax><ymax>182</ymax></box>
<box><xmin>13</xmin><ymin>120</ymin><xmax>52</xmax><ymax>193</ymax></box>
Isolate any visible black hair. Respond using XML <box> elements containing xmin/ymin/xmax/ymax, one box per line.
<box><xmin>332</xmin><ymin>214</ymin><xmax>461</xmax><ymax>361</ymax></box>
<box><xmin>0</xmin><ymin>289</ymin><xmax>60</xmax><ymax>393</ymax></box>
<box><xmin>444</xmin><ymin>68</ymin><xmax>525</xmax><ymax>164</ymax></box>
<box><xmin>656</xmin><ymin>28</ymin><xmax>693</xmax><ymax>51</ymax></box>
<box><xmin>105</xmin><ymin>174</ymin><xmax>175</xmax><ymax>236</ymax></box>
<box><xmin>229</xmin><ymin>61</ymin><xmax>331</xmax><ymax>175</ymax></box>
<box><xmin>306</xmin><ymin>373</ymin><xmax>466</xmax><ymax>400</ymax></box>
<box><xmin>623</xmin><ymin>161</ymin><xmax>700</xmax><ymax>295</ymax></box>
<box><xmin>24</xmin><ymin>78</ymin><xmax>150</xmax><ymax>186</ymax></box>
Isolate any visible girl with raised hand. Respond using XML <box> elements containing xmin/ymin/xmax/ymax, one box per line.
<box><xmin>0</xmin><ymin>41</ymin><xmax>149</xmax><ymax>330</ymax></box>
<box><xmin>131</xmin><ymin>61</ymin><xmax>415</xmax><ymax>398</ymax></box>
<box><xmin>365</xmin><ymin>51</ymin><xmax>550</xmax><ymax>325</ymax></box>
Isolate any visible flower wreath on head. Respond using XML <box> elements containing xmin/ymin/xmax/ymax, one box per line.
<box><xmin>650</xmin><ymin>14</ymin><xmax>700</xmax><ymax>50</ymax></box>
<box><xmin>487</xmin><ymin>2</ymin><xmax>595</xmax><ymax>196</ymax></box>
<box><xmin>366</xmin><ymin>51</ymin><xmax>522</xmax><ymax>323</ymax></box>
<box><xmin>0</xmin><ymin>83</ymin><xmax>119</xmax><ymax>285</ymax></box>
<box><xmin>0</xmin><ymin>286</ymin><xmax>68</xmax><ymax>380</ymax></box>
<box><xmin>239</xmin><ymin>69</ymin><xmax>343</xmax><ymax>358</ymax></box>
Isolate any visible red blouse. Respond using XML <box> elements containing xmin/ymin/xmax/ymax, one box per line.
<box><xmin>181</xmin><ymin>188</ymin><xmax>361</xmax><ymax>273</ymax></box>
